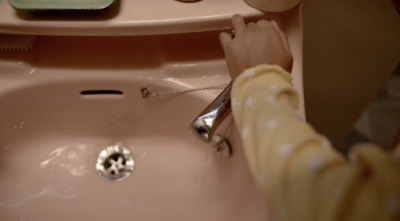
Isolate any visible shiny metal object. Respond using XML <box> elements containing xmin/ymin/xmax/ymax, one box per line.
<box><xmin>96</xmin><ymin>144</ymin><xmax>134</xmax><ymax>181</ymax></box>
<box><xmin>190</xmin><ymin>83</ymin><xmax>232</xmax><ymax>143</ymax></box>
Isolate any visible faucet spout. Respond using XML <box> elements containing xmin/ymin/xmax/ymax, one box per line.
<box><xmin>190</xmin><ymin>83</ymin><xmax>232</xmax><ymax>143</ymax></box>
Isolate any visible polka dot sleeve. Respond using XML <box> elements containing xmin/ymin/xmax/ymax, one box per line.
<box><xmin>231</xmin><ymin>64</ymin><xmax>400</xmax><ymax>221</ymax></box>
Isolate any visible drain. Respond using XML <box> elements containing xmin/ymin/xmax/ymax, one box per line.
<box><xmin>212</xmin><ymin>134</ymin><xmax>231</xmax><ymax>159</ymax></box>
<box><xmin>96</xmin><ymin>144</ymin><xmax>134</xmax><ymax>181</ymax></box>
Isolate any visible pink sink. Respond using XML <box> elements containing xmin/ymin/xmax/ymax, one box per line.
<box><xmin>0</xmin><ymin>33</ymin><xmax>272</xmax><ymax>220</ymax></box>
<box><xmin>0</xmin><ymin>4</ymin><xmax>302</xmax><ymax>220</ymax></box>
<box><xmin>0</xmin><ymin>77</ymin><xmax>270</xmax><ymax>220</ymax></box>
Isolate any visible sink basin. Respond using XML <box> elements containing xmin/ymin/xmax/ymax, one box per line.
<box><xmin>0</xmin><ymin>34</ymin><xmax>271</xmax><ymax>220</ymax></box>
<box><xmin>0</xmin><ymin>77</ymin><xmax>269</xmax><ymax>220</ymax></box>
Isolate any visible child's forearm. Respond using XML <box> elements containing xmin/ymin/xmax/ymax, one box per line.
<box><xmin>231</xmin><ymin>64</ymin><xmax>400</xmax><ymax>221</ymax></box>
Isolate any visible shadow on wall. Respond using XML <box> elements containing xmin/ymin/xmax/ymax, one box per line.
<box><xmin>340</xmin><ymin>63</ymin><xmax>400</xmax><ymax>153</ymax></box>
<box><xmin>303</xmin><ymin>0</ymin><xmax>400</xmax><ymax>148</ymax></box>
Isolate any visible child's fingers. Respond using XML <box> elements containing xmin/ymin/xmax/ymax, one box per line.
<box><xmin>232</xmin><ymin>14</ymin><xmax>246</xmax><ymax>37</ymax></box>
<box><xmin>256</xmin><ymin>19</ymin><xmax>273</xmax><ymax>27</ymax></box>
<box><xmin>270</xmin><ymin>20</ymin><xmax>291</xmax><ymax>54</ymax></box>
<box><xmin>257</xmin><ymin>19</ymin><xmax>290</xmax><ymax>53</ymax></box>
<box><xmin>219</xmin><ymin>32</ymin><xmax>232</xmax><ymax>49</ymax></box>
<box><xmin>270</xmin><ymin>20</ymin><xmax>280</xmax><ymax>30</ymax></box>
<box><xmin>247</xmin><ymin>22</ymin><xmax>257</xmax><ymax>28</ymax></box>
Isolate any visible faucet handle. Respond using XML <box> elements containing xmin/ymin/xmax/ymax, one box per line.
<box><xmin>190</xmin><ymin>82</ymin><xmax>232</xmax><ymax>143</ymax></box>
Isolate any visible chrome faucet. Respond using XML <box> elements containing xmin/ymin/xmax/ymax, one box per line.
<box><xmin>190</xmin><ymin>82</ymin><xmax>232</xmax><ymax>143</ymax></box>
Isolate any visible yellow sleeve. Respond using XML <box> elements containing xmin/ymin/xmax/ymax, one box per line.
<box><xmin>231</xmin><ymin>64</ymin><xmax>400</xmax><ymax>221</ymax></box>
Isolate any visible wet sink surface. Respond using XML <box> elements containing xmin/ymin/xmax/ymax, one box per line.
<box><xmin>0</xmin><ymin>78</ymin><xmax>268</xmax><ymax>220</ymax></box>
<box><xmin>0</xmin><ymin>34</ymin><xmax>271</xmax><ymax>220</ymax></box>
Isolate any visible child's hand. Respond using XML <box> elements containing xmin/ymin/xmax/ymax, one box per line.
<box><xmin>219</xmin><ymin>14</ymin><xmax>293</xmax><ymax>80</ymax></box>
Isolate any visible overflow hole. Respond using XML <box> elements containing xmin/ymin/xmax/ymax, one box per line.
<box><xmin>80</xmin><ymin>90</ymin><xmax>124</xmax><ymax>96</ymax></box>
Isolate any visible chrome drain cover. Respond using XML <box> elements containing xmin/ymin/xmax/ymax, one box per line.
<box><xmin>96</xmin><ymin>144</ymin><xmax>134</xmax><ymax>181</ymax></box>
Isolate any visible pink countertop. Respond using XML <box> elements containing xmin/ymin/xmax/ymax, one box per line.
<box><xmin>0</xmin><ymin>0</ymin><xmax>266</xmax><ymax>36</ymax></box>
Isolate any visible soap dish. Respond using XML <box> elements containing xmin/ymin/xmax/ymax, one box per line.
<box><xmin>8</xmin><ymin>0</ymin><xmax>116</xmax><ymax>11</ymax></box>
